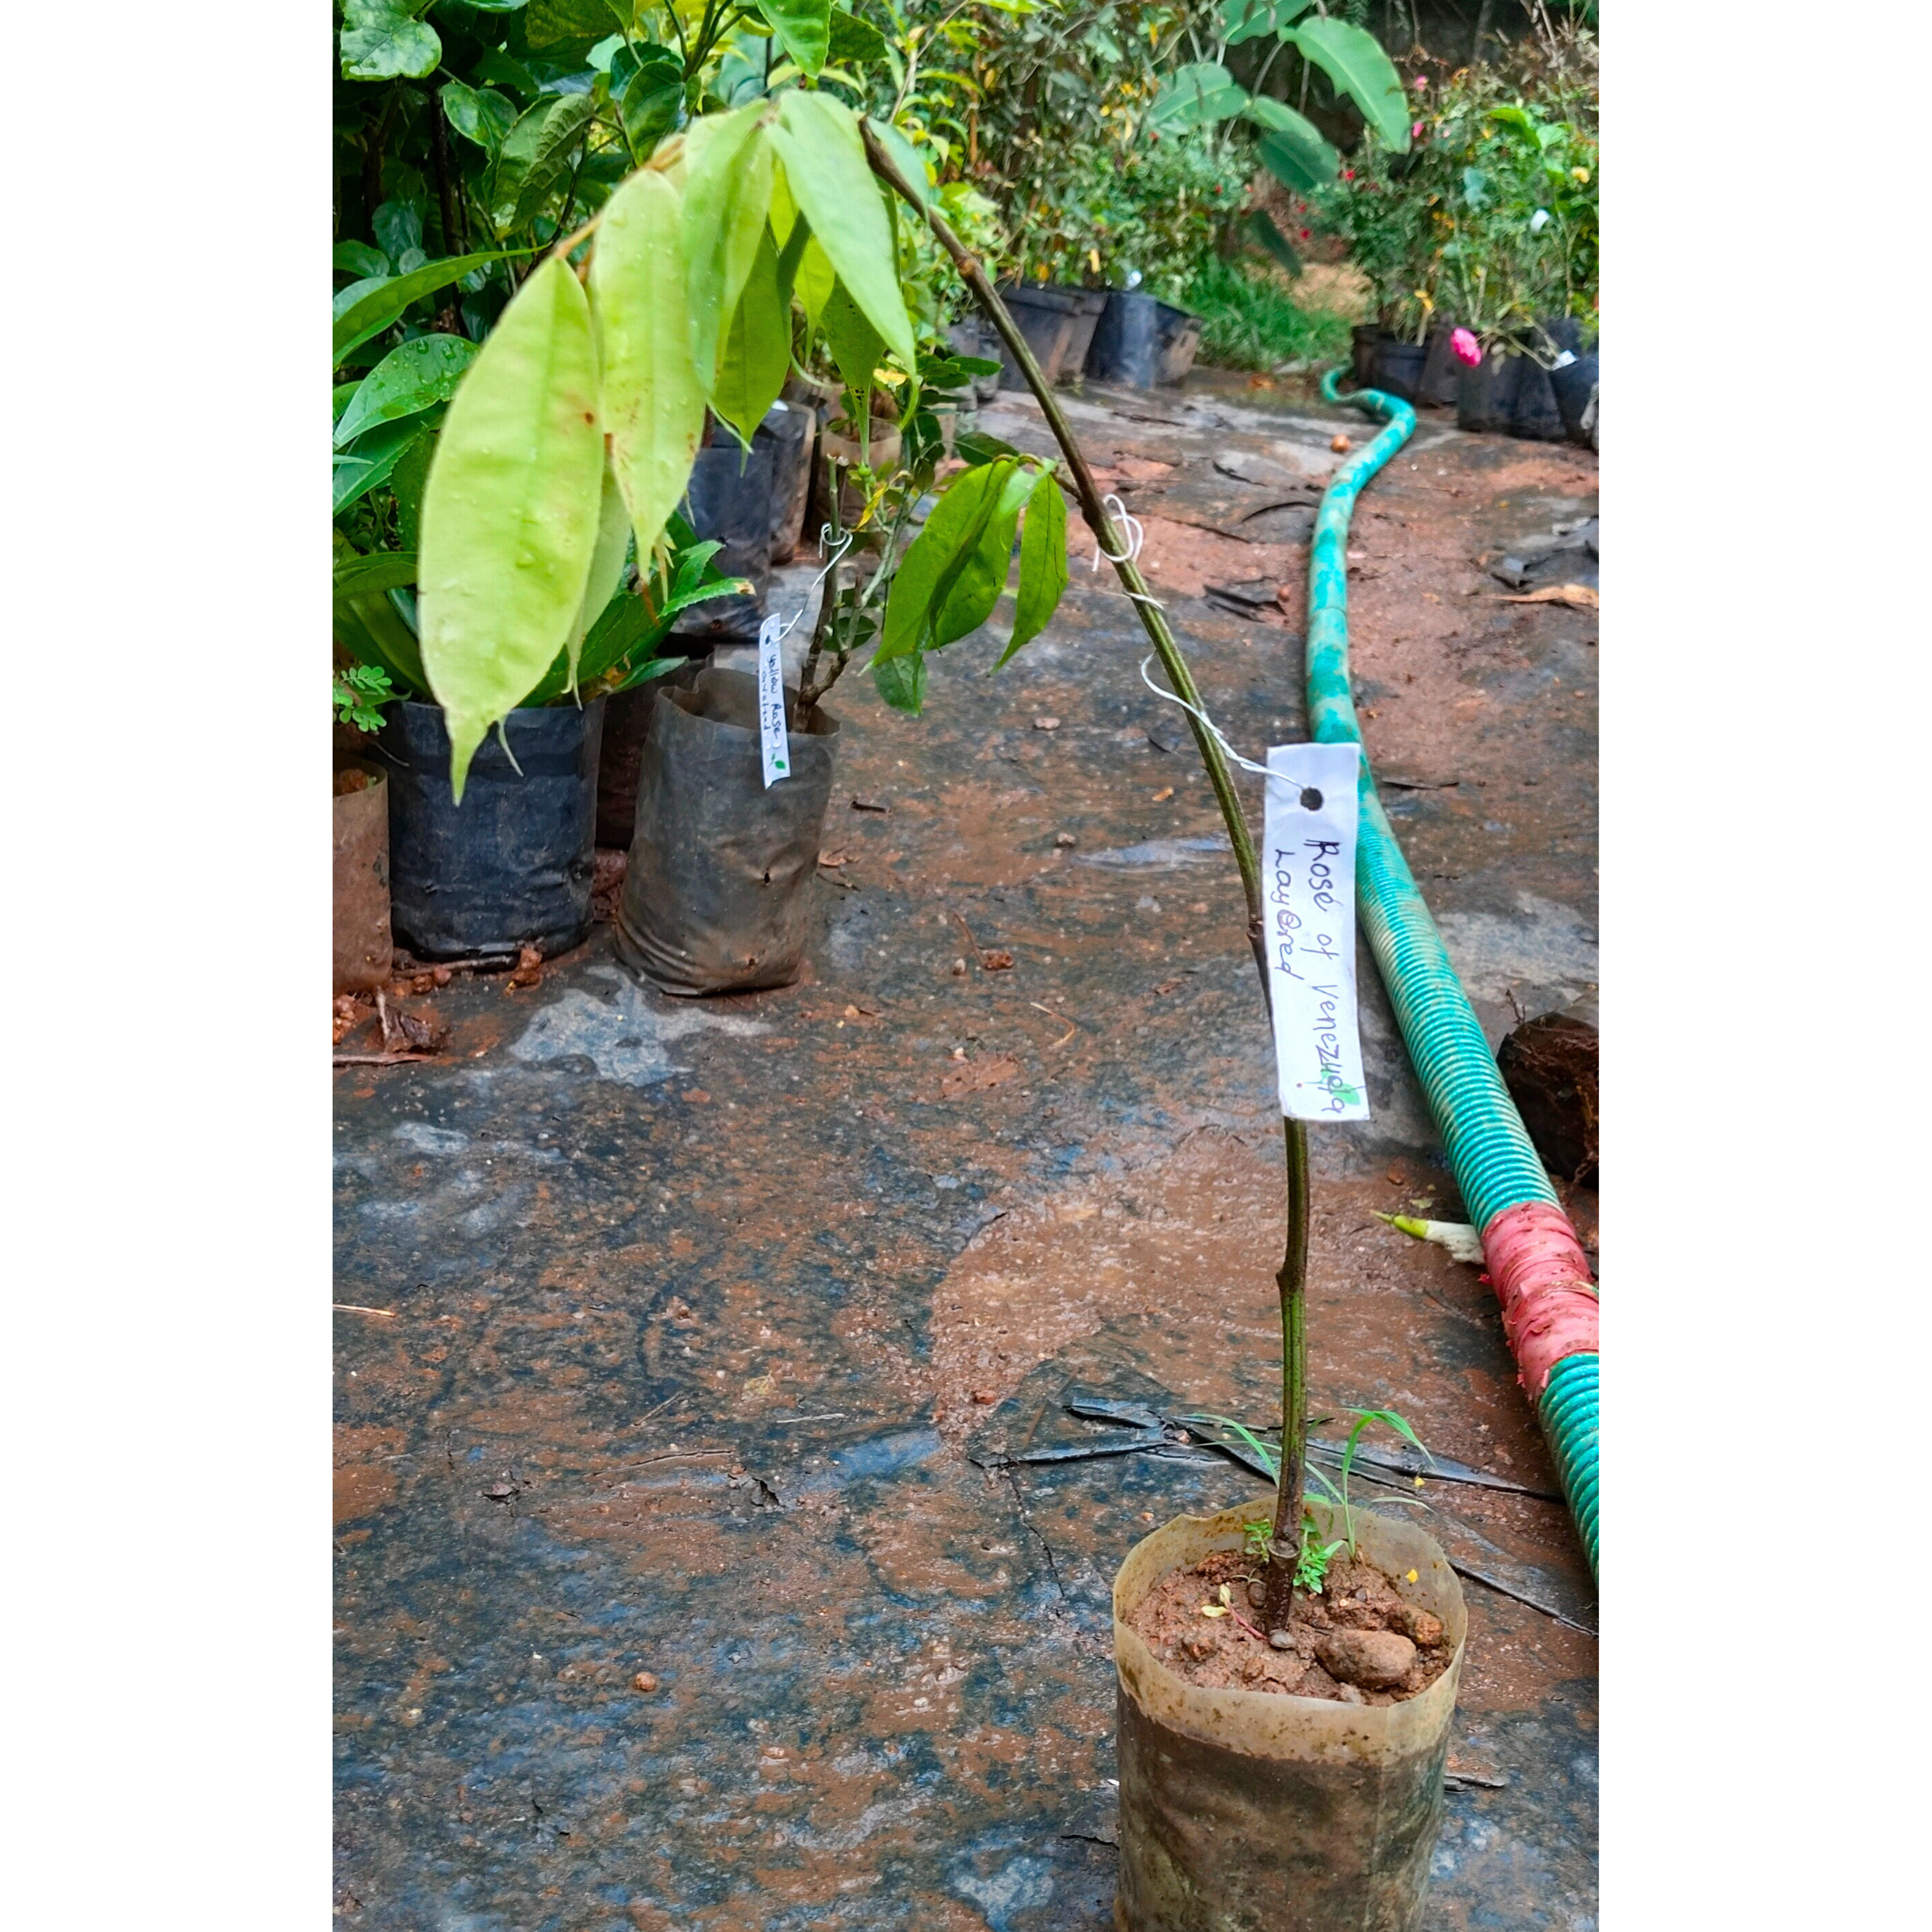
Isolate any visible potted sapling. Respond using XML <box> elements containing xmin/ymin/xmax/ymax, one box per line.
<box><xmin>859</xmin><ymin>117</ymin><xmax>1469</xmax><ymax>1932</ymax></box>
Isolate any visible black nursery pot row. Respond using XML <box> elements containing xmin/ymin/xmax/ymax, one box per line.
<box><xmin>1353</xmin><ymin>318</ymin><xmax>1598</xmax><ymax>446</ymax></box>
<box><xmin>947</xmin><ymin>285</ymin><xmax>1206</xmax><ymax>391</ymax></box>
<box><xmin>362</xmin><ymin>397</ymin><xmax>837</xmax><ymax>993</ymax></box>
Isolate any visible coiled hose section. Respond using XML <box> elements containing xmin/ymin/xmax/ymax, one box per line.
<box><xmin>1309</xmin><ymin>368</ymin><xmax>1599</xmax><ymax>1578</ymax></box>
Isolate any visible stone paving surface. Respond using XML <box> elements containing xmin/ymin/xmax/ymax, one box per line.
<box><xmin>334</xmin><ymin>371</ymin><xmax>1598</xmax><ymax>1930</ymax></box>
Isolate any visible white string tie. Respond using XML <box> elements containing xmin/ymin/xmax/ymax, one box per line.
<box><xmin>776</xmin><ymin>526</ymin><xmax>856</xmax><ymax>640</ymax></box>
<box><xmin>1137</xmin><ymin>656</ymin><xmax>1273</xmax><ymax>776</ymax></box>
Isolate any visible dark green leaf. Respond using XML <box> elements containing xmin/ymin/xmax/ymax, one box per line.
<box><xmin>473</xmin><ymin>48</ymin><xmax>540</xmax><ymax>96</ymax></box>
<box><xmin>878</xmin><ymin>460</ymin><xmax>1012</xmax><ymax>660</ymax></box>
<box><xmin>755</xmin><ymin>0</ymin><xmax>831</xmax><ymax>76</ymax></box>
<box><xmin>1257</xmin><ymin>121</ymin><xmax>1337</xmax><ymax>195</ymax></box>
<box><xmin>933</xmin><ymin>465</ymin><xmax>1037</xmax><ymax>648</ymax></box>
<box><xmin>442</xmin><ymin>80</ymin><xmax>519</xmax><ymax>153</ymax></box>
<box><xmin>334</xmin><ymin>418</ymin><xmax>427</xmax><ymax>514</ymax></box>
<box><xmin>373</xmin><ymin>200</ymin><xmax>424</xmax><ymax>263</ymax></box>
<box><xmin>1220</xmin><ymin>0</ymin><xmax>1313</xmax><ymax>41</ymax></box>
<box><xmin>829</xmin><ymin>10</ymin><xmax>891</xmax><ymax>65</ymax></box>
<box><xmin>334</xmin><ymin>550</ymin><xmax>427</xmax><ymax>691</ymax></box>
<box><xmin>1244</xmin><ymin>208</ymin><xmax>1304</xmax><ymax>277</ymax></box>
<box><xmin>873</xmin><ymin>651</ymin><xmax>927</xmax><ymax>714</ymax></box>
<box><xmin>619</xmin><ymin>60</ymin><xmax>684</xmax><ymax>159</ymax></box>
<box><xmin>999</xmin><ymin>473</ymin><xmax>1066</xmax><ymax>665</ymax></box>
<box><xmin>393</xmin><ymin>428</ymin><xmax>437</xmax><ymax>552</ymax></box>
<box><xmin>495</xmin><ymin>93</ymin><xmax>598</xmax><ymax>236</ymax></box>
<box><xmin>340</xmin><ymin>0</ymin><xmax>441</xmax><ymax>81</ymax></box>
<box><xmin>334</xmin><ymin>239</ymin><xmax>390</xmax><ymax>279</ymax></box>
<box><xmin>523</xmin><ymin>0</ymin><xmax>625</xmax><ymax>54</ymax></box>
<box><xmin>819</xmin><ymin>279</ymin><xmax>886</xmax><ymax>416</ymax></box>
<box><xmin>334</xmin><ymin>252</ymin><xmax>524</xmax><ymax>364</ymax></box>
<box><xmin>954</xmin><ymin>428</ymin><xmax>1020</xmax><ymax>465</ymax></box>
<box><xmin>335</xmin><ymin>334</ymin><xmax>479</xmax><ymax>447</ymax></box>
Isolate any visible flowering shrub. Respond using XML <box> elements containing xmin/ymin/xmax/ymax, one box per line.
<box><xmin>1309</xmin><ymin>25</ymin><xmax>1597</xmax><ymax>350</ymax></box>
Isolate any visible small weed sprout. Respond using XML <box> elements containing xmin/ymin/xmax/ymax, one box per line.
<box><xmin>1294</xmin><ymin>1516</ymin><xmax>1344</xmax><ymax>1595</ymax></box>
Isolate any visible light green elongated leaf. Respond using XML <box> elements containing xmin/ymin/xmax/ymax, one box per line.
<box><xmin>334</xmin><ymin>251</ymin><xmax>519</xmax><ymax>364</ymax></box>
<box><xmin>1220</xmin><ymin>0</ymin><xmax>1312</xmax><ymax>41</ymax></box>
<box><xmin>590</xmin><ymin>165</ymin><xmax>709</xmax><ymax>564</ymax></box>
<box><xmin>333</xmin><ymin>418</ymin><xmax>426</xmax><ymax>513</ymax></box>
<box><xmin>878</xmin><ymin>460</ymin><xmax>1012</xmax><ymax>661</ymax></box>
<box><xmin>496</xmin><ymin>93</ymin><xmax>599</xmax><ymax>235</ymax></box>
<box><xmin>818</xmin><ymin>279</ymin><xmax>885</xmax><ymax>418</ymax></box>
<box><xmin>755</xmin><ymin>0</ymin><xmax>830</xmax><ymax>76</ymax></box>
<box><xmin>1257</xmin><ymin>121</ymin><xmax>1338</xmax><ymax>194</ymax></box>
<box><xmin>1287</xmin><ymin>18</ymin><xmax>1411</xmax><ymax>152</ymax></box>
<box><xmin>864</xmin><ymin>118</ymin><xmax>929</xmax><ymax>207</ymax></box>
<box><xmin>334</xmin><ymin>239</ymin><xmax>390</xmax><ymax>279</ymax></box>
<box><xmin>999</xmin><ymin>472</ymin><xmax>1067</xmax><ymax>665</ymax></box>
<box><xmin>334</xmin><ymin>335</ymin><xmax>479</xmax><ymax>447</ymax></box>
<box><xmin>418</xmin><ymin>256</ymin><xmax>605</xmax><ymax>799</ymax></box>
<box><xmin>563</xmin><ymin>461</ymin><xmax>632</xmax><ymax>689</ymax></box>
<box><xmin>684</xmin><ymin>104</ymin><xmax>777</xmax><ymax>390</ymax></box>
<box><xmin>1149</xmin><ymin>62</ymin><xmax>1249</xmax><ymax>131</ymax></box>
<box><xmin>1243</xmin><ymin>96</ymin><xmax>1340</xmax><ymax>189</ymax></box>
<box><xmin>442</xmin><ymin>80</ymin><xmax>518</xmax><ymax>154</ymax></box>
<box><xmin>795</xmin><ymin>234</ymin><xmax>835</xmax><ymax>338</ymax></box>
<box><xmin>340</xmin><ymin>0</ymin><xmax>441</xmax><ymax>80</ymax></box>
<box><xmin>712</xmin><ymin>229</ymin><xmax>791</xmax><ymax>447</ymax></box>
<box><xmin>772</xmin><ymin>91</ymin><xmax>914</xmax><ymax>372</ymax></box>
<box><xmin>933</xmin><ymin>465</ymin><xmax>1038</xmax><ymax>648</ymax></box>
<box><xmin>873</xmin><ymin>651</ymin><xmax>927</xmax><ymax>715</ymax></box>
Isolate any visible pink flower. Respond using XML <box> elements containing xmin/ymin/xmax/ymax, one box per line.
<box><xmin>1411</xmin><ymin>121</ymin><xmax>1425</xmax><ymax>139</ymax></box>
<box><xmin>1341</xmin><ymin>168</ymin><xmax>1354</xmax><ymax>180</ymax></box>
<box><xmin>1451</xmin><ymin>327</ymin><xmax>1481</xmax><ymax>368</ymax></box>
<box><xmin>1412</xmin><ymin>76</ymin><xmax>1428</xmax><ymax>89</ymax></box>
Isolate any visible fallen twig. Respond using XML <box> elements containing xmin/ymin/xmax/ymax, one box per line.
<box><xmin>333</xmin><ymin>1303</ymin><xmax>398</xmax><ymax>1318</ymax></box>
<box><xmin>334</xmin><ymin>1053</ymin><xmax>434</xmax><ymax>1066</ymax></box>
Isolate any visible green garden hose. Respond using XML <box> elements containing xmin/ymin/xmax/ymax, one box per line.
<box><xmin>1307</xmin><ymin>369</ymin><xmax>1599</xmax><ymax>1579</ymax></box>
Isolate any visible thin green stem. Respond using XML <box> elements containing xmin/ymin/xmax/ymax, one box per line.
<box><xmin>864</xmin><ymin>124</ymin><xmax>1311</xmax><ymax>1625</ymax></box>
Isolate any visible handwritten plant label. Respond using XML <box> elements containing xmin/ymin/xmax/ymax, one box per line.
<box><xmin>757</xmin><ymin>611</ymin><xmax>790</xmax><ymax>789</ymax></box>
<box><xmin>1262</xmin><ymin>741</ymin><xmax>1369</xmax><ymax>1121</ymax></box>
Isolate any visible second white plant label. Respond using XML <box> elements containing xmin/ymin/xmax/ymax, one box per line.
<box><xmin>1262</xmin><ymin>741</ymin><xmax>1369</xmax><ymax>1121</ymax></box>
<box><xmin>757</xmin><ymin>613</ymin><xmax>791</xmax><ymax>789</ymax></box>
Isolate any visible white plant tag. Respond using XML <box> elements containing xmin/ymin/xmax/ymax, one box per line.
<box><xmin>757</xmin><ymin>611</ymin><xmax>790</xmax><ymax>789</ymax></box>
<box><xmin>1262</xmin><ymin>742</ymin><xmax>1369</xmax><ymax>1121</ymax></box>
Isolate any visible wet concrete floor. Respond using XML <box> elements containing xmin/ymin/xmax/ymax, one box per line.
<box><xmin>335</xmin><ymin>372</ymin><xmax>1598</xmax><ymax>1929</ymax></box>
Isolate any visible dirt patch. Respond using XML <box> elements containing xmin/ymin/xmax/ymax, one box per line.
<box><xmin>1132</xmin><ymin>516</ymin><xmax>1298</xmax><ymax>601</ymax></box>
<box><xmin>1127</xmin><ymin>1544</ymin><xmax>1453</xmax><ymax>1704</ymax></box>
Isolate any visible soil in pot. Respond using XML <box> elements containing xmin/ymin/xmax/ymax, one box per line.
<box><xmin>1114</xmin><ymin>1501</ymin><xmax>1465</xmax><ymax>1932</ymax></box>
<box><xmin>1127</xmin><ymin>1544</ymin><xmax>1455</xmax><ymax>1706</ymax></box>
<box><xmin>380</xmin><ymin>697</ymin><xmax>605</xmax><ymax>961</ymax></box>
<box><xmin>614</xmin><ymin>666</ymin><xmax>838</xmax><ymax>996</ymax></box>
<box><xmin>333</xmin><ymin>761</ymin><xmax>392</xmax><ymax>994</ymax></box>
